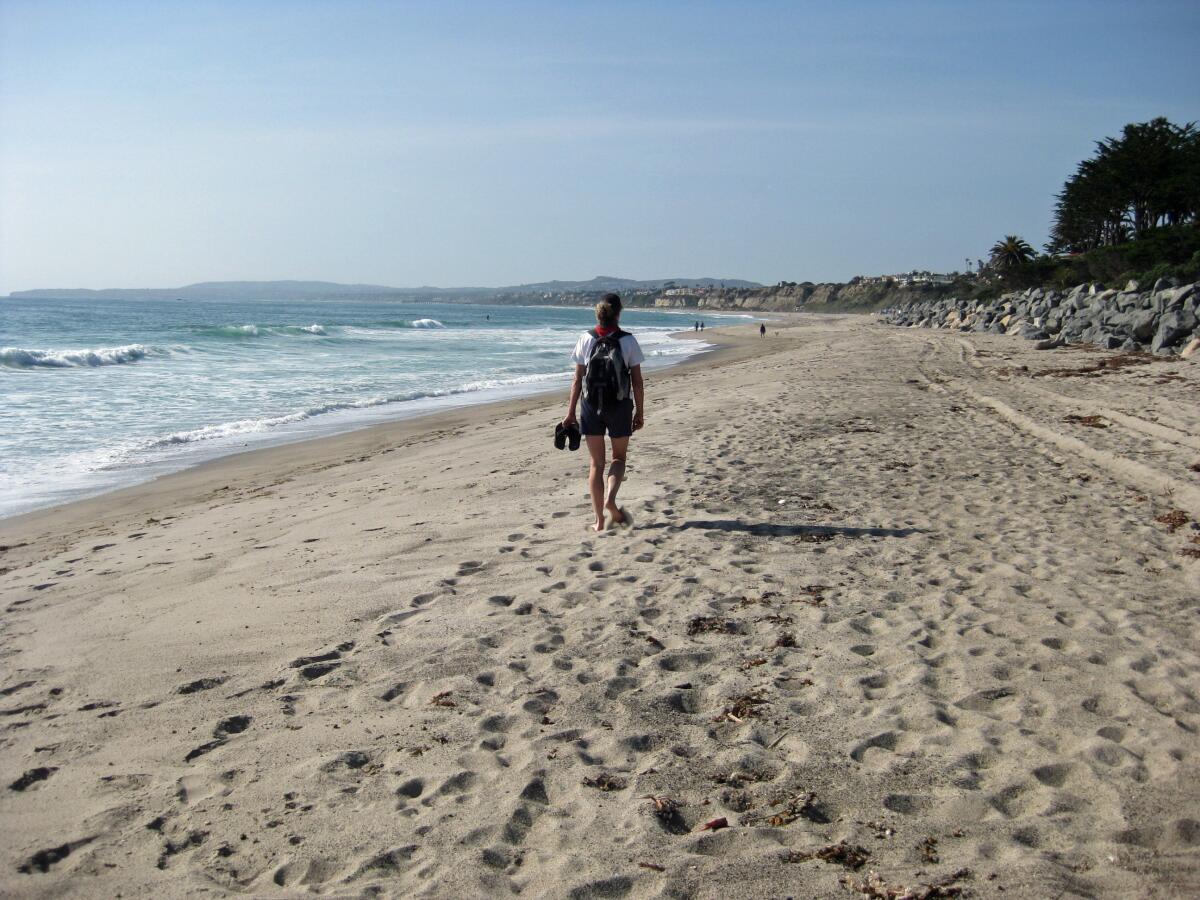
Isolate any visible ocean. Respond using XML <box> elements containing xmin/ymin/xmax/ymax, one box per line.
<box><xmin>1</xmin><ymin>296</ymin><xmax>742</xmax><ymax>518</ymax></box>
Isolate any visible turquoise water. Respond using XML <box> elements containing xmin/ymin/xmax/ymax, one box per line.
<box><xmin>1</xmin><ymin>297</ymin><xmax>741</xmax><ymax>517</ymax></box>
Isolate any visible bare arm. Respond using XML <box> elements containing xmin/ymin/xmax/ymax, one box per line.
<box><xmin>631</xmin><ymin>365</ymin><xmax>644</xmax><ymax>430</ymax></box>
<box><xmin>563</xmin><ymin>364</ymin><xmax>585</xmax><ymax>426</ymax></box>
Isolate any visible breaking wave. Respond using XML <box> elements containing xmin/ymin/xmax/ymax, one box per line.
<box><xmin>1</xmin><ymin>344</ymin><xmax>153</xmax><ymax>369</ymax></box>
<box><xmin>199</xmin><ymin>324</ymin><xmax>261</xmax><ymax>338</ymax></box>
<box><xmin>146</xmin><ymin>370</ymin><xmax>569</xmax><ymax>450</ymax></box>
<box><xmin>148</xmin><ymin>392</ymin><xmax>454</xmax><ymax>447</ymax></box>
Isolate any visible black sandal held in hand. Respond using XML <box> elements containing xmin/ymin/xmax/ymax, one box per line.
<box><xmin>554</xmin><ymin>422</ymin><xmax>581</xmax><ymax>451</ymax></box>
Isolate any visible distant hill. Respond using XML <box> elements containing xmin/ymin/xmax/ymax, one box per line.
<box><xmin>5</xmin><ymin>280</ymin><xmax>484</xmax><ymax>302</ymax></box>
<box><xmin>7</xmin><ymin>276</ymin><xmax>760</xmax><ymax>302</ymax></box>
<box><xmin>498</xmin><ymin>276</ymin><xmax>760</xmax><ymax>293</ymax></box>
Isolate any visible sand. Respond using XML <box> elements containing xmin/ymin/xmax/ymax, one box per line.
<box><xmin>2</xmin><ymin>315</ymin><xmax>1199</xmax><ymax>899</ymax></box>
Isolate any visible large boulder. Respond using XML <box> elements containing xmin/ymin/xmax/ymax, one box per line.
<box><xmin>1018</xmin><ymin>324</ymin><xmax>1049</xmax><ymax>341</ymax></box>
<box><xmin>1060</xmin><ymin>317</ymin><xmax>1088</xmax><ymax>342</ymax></box>
<box><xmin>1151</xmin><ymin>308</ymin><xmax>1198</xmax><ymax>354</ymax></box>
<box><xmin>1127</xmin><ymin>309</ymin><xmax>1158</xmax><ymax>343</ymax></box>
<box><xmin>1079</xmin><ymin>323</ymin><xmax>1110</xmax><ymax>346</ymax></box>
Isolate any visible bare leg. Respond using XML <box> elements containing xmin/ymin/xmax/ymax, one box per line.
<box><xmin>605</xmin><ymin>436</ymin><xmax>629</xmax><ymax>524</ymax></box>
<box><xmin>585</xmin><ymin>436</ymin><xmax>607</xmax><ymax>532</ymax></box>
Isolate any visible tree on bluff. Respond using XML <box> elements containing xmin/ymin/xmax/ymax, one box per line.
<box><xmin>1048</xmin><ymin>117</ymin><xmax>1200</xmax><ymax>254</ymax></box>
<box><xmin>989</xmin><ymin>235</ymin><xmax>1035</xmax><ymax>270</ymax></box>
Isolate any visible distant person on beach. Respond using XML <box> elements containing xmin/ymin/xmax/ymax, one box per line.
<box><xmin>563</xmin><ymin>293</ymin><xmax>644</xmax><ymax>532</ymax></box>
<box><xmin>700</xmin><ymin>321</ymin><xmax>705</xmax><ymax>331</ymax></box>
<box><xmin>693</xmin><ymin>321</ymin><xmax>699</xmax><ymax>332</ymax></box>
<box><xmin>760</xmin><ymin>323</ymin><xmax>766</xmax><ymax>338</ymax></box>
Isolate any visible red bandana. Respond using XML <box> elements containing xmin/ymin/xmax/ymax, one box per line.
<box><xmin>595</xmin><ymin>325</ymin><xmax>617</xmax><ymax>338</ymax></box>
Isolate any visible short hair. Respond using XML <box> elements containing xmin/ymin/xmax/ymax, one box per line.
<box><xmin>596</xmin><ymin>293</ymin><xmax>622</xmax><ymax>326</ymax></box>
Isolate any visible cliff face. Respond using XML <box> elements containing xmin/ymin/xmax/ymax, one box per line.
<box><xmin>648</xmin><ymin>281</ymin><xmax>953</xmax><ymax>312</ymax></box>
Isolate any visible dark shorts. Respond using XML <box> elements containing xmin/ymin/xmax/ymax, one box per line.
<box><xmin>580</xmin><ymin>397</ymin><xmax>634</xmax><ymax>438</ymax></box>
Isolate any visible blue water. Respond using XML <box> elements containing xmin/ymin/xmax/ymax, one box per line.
<box><xmin>1</xmin><ymin>297</ymin><xmax>743</xmax><ymax>518</ymax></box>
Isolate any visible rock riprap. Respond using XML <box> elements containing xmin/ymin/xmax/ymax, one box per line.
<box><xmin>879</xmin><ymin>280</ymin><xmax>1199</xmax><ymax>355</ymax></box>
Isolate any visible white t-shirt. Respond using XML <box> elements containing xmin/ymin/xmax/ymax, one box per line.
<box><xmin>570</xmin><ymin>330</ymin><xmax>645</xmax><ymax>368</ymax></box>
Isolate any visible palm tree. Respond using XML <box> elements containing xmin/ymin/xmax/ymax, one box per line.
<box><xmin>989</xmin><ymin>235</ymin><xmax>1035</xmax><ymax>270</ymax></box>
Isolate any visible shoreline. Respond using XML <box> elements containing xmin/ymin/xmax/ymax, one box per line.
<box><xmin>0</xmin><ymin>320</ymin><xmax>792</xmax><ymax>543</ymax></box>
<box><xmin>0</xmin><ymin>318</ymin><xmax>760</xmax><ymax>533</ymax></box>
<box><xmin>0</xmin><ymin>303</ymin><xmax>763</xmax><ymax>525</ymax></box>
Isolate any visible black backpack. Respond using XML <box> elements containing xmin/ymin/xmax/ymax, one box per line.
<box><xmin>583</xmin><ymin>328</ymin><xmax>631</xmax><ymax>409</ymax></box>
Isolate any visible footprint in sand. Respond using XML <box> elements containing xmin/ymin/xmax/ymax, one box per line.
<box><xmin>396</xmin><ymin>777</ymin><xmax>424</xmax><ymax>800</ymax></box>
<box><xmin>175</xmin><ymin>676</ymin><xmax>229</xmax><ymax>695</ymax></box>
<box><xmin>380</xmin><ymin>683</ymin><xmax>408</xmax><ymax>702</ymax></box>
<box><xmin>850</xmin><ymin>731</ymin><xmax>899</xmax><ymax>763</ymax></box>
<box><xmin>288</xmin><ymin>641</ymin><xmax>355</xmax><ymax>681</ymax></box>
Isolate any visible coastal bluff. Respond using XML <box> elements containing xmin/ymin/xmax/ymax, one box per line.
<box><xmin>880</xmin><ymin>280</ymin><xmax>1200</xmax><ymax>357</ymax></box>
<box><xmin>652</xmin><ymin>280</ymin><xmax>943</xmax><ymax>313</ymax></box>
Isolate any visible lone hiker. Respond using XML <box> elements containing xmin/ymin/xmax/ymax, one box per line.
<box><xmin>563</xmin><ymin>293</ymin><xmax>645</xmax><ymax>532</ymax></box>
<box><xmin>760</xmin><ymin>323</ymin><xmax>766</xmax><ymax>338</ymax></box>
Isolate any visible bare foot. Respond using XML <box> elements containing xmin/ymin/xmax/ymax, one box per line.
<box><xmin>605</xmin><ymin>504</ymin><xmax>626</xmax><ymax>526</ymax></box>
<box><xmin>591</xmin><ymin>518</ymin><xmax>607</xmax><ymax>532</ymax></box>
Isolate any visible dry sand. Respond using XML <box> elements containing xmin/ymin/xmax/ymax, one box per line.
<box><xmin>2</xmin><ymin>315</ymin><xmax>1199</xmax><ymax>898</ymax></box>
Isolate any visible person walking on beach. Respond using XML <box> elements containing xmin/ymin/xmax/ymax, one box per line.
<box><xmin>563</xmin><ymin>293</ymin><xmax>644</xmax><ymax>532</ymax></box>
<box><xmin>760</xmin><ymin>323</ymin><xmax>766</xmax><ymax>338</ymax></box>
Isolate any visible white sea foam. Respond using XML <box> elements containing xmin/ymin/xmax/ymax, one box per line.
<box><xmin>459</xmin><ymin>371</ymin><xmax>569</xmax><ymax>392</ymax></box>
<box><xmin>300</xmin><ymin>324</ymin><xmax>326</xmax><ymax>334</ymax></box>
<box><xmin>411</xmin><ymin>318</ymin><xmax>445</xmax><ymax>328</ymax></box>
<box><xmin>145</xmin><ymin>370</ymin><xmax>571</xmax><ymax>450</ymax></box>
<box><xmin>147</xmin><ymin>391</ymin><xmax>454</xmax><ymax>448</ymax></box>
<box><xmin>0</xmin><ymin>344</ymin><xmax>152</xmax><ymax>369</ymax></box>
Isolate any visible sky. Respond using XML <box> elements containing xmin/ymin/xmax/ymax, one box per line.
<box><xmin>1</xmin><ymin>1</ymin><xmax>1198</xmax><ymax>293</ymax></box>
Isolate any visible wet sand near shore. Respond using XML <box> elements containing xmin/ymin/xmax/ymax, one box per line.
<box><xmin>1</xmin><ymin>315</ymin><xmax>1198</xmax><ymax>898</ymax></box>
